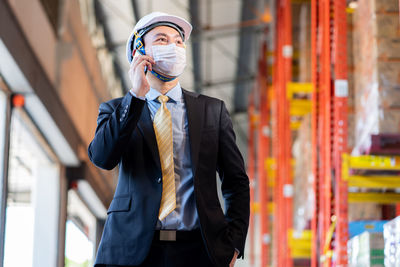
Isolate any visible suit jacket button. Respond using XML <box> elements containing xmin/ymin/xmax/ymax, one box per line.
<box><xmin>157</xmin><ymin>177</ymin><xmax>162</xmax><ymax>184</ymax></box>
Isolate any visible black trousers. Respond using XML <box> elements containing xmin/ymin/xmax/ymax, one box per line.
<box><xmin>106</xmin><ymin>233</ymin><xmax>215</xmax><ymax>267</ymax></box>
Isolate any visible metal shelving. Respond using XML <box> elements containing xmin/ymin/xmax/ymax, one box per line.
<box><xmin>248</xmin><ymin>0</ymin><xmax>350</xmax><ymax>266</ymax></box>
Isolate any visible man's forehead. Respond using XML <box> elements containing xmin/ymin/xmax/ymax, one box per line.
<box><xmin>145</xmin><ymin>26</ymin><xmax>182</xmax><ymax>38</ymax></box>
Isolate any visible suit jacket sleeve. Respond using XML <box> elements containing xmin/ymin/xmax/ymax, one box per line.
<box><xmin>88</xmin><ymin>92</ymin><xmax>145</xmax><ymax>170</ymax></box>
<box><xmin>217</xmin><ymin>101</ymin><xmax>250</xmax><ymax>258</ymax></box>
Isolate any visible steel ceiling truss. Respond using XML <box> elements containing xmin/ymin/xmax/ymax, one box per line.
<box><xmin>94</xmin><ymin>0</ymin><xmax>134</xmax><ymax>94</ymax></box>
<box><xmin>234</xmin><ymin>0</ymin><xmax>261</xmax><ymax>113</ymax></box>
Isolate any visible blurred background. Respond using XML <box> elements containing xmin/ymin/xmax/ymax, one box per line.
<box><xmin>1</xmin><ymin>0</ymin><xmax>400</xmax><ymax>266</ymax></box>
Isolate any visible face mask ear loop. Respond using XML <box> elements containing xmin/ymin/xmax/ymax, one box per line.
<box><xmin>150</xmin><ymin>70</ymin><xmax>177</xmax><ymax>82</ymax></box>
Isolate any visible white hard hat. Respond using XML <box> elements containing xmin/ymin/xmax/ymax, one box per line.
<box><xmin>126</xmin><ymin>12</ymin><xmax>193</xmax><ymax>63</ymax></box>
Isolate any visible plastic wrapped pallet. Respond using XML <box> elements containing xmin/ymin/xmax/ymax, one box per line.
<box><xmin>347</xmin><ymin>11</ymin><xmax>355</xmax><ymax>150</ymax></box>
<box><xmin>383</xmin><ymin>216</ymin><xmax>400</xmax><ymax>266</ymax></box>
<box><xmin>292</xmin><ymin>114</ymin><xmax>313</xmax><ymax>232</ymax></box>
<box><xmin>348</xmin><ymin>231</ymin><xmax>384</xmax><ymax>267</ymax></box>
<box><xmin>352</xmin><ymin>0</ymin><xmax>400</xmax><ymax>154</ymax></box>
<box><xmin>298</xmin><ymin>2</ymin><xmax>311</xmax><ymax>83</ymax></box>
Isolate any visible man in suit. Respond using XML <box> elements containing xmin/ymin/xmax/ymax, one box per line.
<box><xmin>88</xmin><ymin>12</ymin><xmax>249</xmax><ymax>267</ymax></box>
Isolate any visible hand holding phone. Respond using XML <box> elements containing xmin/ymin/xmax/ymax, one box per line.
<box><xmin>128</xmin><ymin>54</ymin><xmax>155</xmax><ymax>97</ymax></box>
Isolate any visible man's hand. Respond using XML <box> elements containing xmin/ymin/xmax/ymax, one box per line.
<box><xmin>229</xmin><ymin>250</ymin><xmax>239</xmax><ymax>267</ymax></box>
<box><xmin>129</xmin><ymin>54</ymin><xmax>155</xmax><ymax>97</ymax></box>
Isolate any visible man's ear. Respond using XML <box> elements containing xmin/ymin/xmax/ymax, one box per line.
<box><xmin>131</xmin><ymin>49</ymin><xmax>142</xmax><ymax>64</ymax></box>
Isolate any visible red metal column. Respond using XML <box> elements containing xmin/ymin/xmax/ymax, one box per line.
<box><xmin>273</xmin><ymin>1</ymin><xmax>283</xmax><ymax>264</ymax></box>
<box><xmin>247</xmin><ymin>96</ymin><xmax>256</xmax><ymax>266</ymax></box>
<box><xmin>332</xmin><ymin>0</ymin><xmax>349</xmax><ymax>265</ymax></box>
<box><xmin>310</xmin><ymin>0</ymin><xmax>319</xmax><ymax>266</ymax></box>
<box><xmin>273</xmin><ymin>0</ymin><xmax>292</xmax><ymax>266</ymax></box>
<box><xmin>283</xmin><ymin>0</ymin><xmax>293</xmax><ymax>265</ymax></box>
<box><xmin>318</xmin><ymin>0</ymin><xmax>332</xmax><ymax>263</ymax></box>
<box><xmin>311</xmin><ymin>0</ymin><xmax>349</xmax><ymax>265</ymax></box>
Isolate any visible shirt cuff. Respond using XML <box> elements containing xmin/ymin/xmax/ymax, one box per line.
<box><xmin>130</xmin><ymin>90</ymin><xmax>146</xmax><ymax>100</ymax></box>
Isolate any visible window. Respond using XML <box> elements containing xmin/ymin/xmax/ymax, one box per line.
<box><xmin>0</xmin><ymin>88</ymin><xmax>7</xmax><ymax>189</ymax></box>
<box><xmin>3</xmin><ymin>109</ymin><xmax>60</xmax><ymax>267</ymax></box>
<box><xmin>65</xmin><ymin>190</ymin><xmax>96</xmax><ymax>267</ymax></box>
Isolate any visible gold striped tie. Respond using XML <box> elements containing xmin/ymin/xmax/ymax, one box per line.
<box><xmin>153</xmin><ymin>95</ymin><xmax>176</xmax><ymax>221</ymax></box>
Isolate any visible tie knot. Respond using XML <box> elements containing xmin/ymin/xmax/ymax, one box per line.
<box><xmin>158</xmin><ymin>95</ymin><xmax>169</xmax><ymax>104</ymax></box>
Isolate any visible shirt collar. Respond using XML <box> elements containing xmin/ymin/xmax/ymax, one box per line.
<box><xmin>145</xmin><ymin>83</ymin><xmax>182</xmax><ymax>103</ymax></box>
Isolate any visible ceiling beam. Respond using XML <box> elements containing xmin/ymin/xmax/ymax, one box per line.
<box><xmin>189</xmin><ymin>0</ymin><xmax>203</xmax><ymax>93</ymax></box>
<box><xmin>130</xmin><ymin>0</ymin><xmax>140</xmax><ymax>23</ymax></box>
<box><xmin>233</xmin><ymin>0</ymin><xmax>260</xmax><ymax>113</ymax></box>
<box><xmin>94</xmin><ymin>0</ymin><xmax>130</xmax><ymax>93</ymax></box>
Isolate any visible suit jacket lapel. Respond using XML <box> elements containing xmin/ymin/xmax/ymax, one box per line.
<box><xmin>183</xmin><ymin>89</ymin><xmax>204</xmax><ymax>176</ymax></box>
<box><xmin>136</xmin><ymin>90</ymin><xmax>204</xmax><ymax>175</ymax></box>
<box><xmin>137</xmin><ymin>103</ymin><xmax>161</xmax><ymax>170</ymax></box>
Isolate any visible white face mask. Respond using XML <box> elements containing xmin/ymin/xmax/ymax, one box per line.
<box><xmin>149</xmin><ymin>43</ymin><xmax>186</xmax><ymax>77</ymax></box>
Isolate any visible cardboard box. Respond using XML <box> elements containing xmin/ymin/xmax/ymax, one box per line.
<box><xmin>352</xmin><ymin>0</ymin><xmax>400</xmax><ymax>154</ymax></box>
<box><xmin>348</xmin><ymin>203</ymin><xmax>382</xmax><ymax>221</ymax></box>
<box><xmin>374</xmin><ymin>0</ymin><xmax>399</xmax><ymax>13</ymax></box>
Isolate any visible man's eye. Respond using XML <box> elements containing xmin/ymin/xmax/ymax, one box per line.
<box><xmin>156</xmin><ymin>38</ymin><xmax>167</xmax><ymax>42</ymax></box>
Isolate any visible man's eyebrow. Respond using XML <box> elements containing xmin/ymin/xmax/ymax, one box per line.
<box><xmin>153</xmin><ymin>33</ymin><xmax>168</xmax><ymax>38</ymax></box>
<box><xmin>153</xmin><ymin>32</ymin><xmax>182</xmax><ymax>39</ymax></box>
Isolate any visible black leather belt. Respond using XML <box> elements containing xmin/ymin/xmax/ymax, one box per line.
<box><xmin>153</xmin><ymin>229</ymin><xmax>202</xmax><ymax>242</ymax></box>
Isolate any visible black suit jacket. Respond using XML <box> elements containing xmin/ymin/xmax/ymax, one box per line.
<box><xmin>88</xmin><ymin>89</ymin><xmax>250</xmax><ymax>267</ymax></box>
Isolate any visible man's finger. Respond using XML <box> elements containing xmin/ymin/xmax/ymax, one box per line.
<box><xmin>131</xmin><ymin>53</ymin><xmax>140</xmax><ymax>66</ymax></box>
<box><xmin>229</xmin><ymin>250</ymin><xmax>238</xmax><ymax>267</ymax></box>
<box><xmin>132</xmin><ymin>56</ymin><xmax>154</xmax><ymax>71</ymax></box>
<box><xmin>136</xmin><ymin>55</ymin><xmax>155</xmax><ymax>65</ymax></box>
<box><xmin>138</xmin><ymin>60</ymin><xmax>152</xmax><ymax>72</ymax></box>
<box><xmin>144</xmin><ymin>61</ymin><xmax>152</xmax><ymax>72</ymax></box>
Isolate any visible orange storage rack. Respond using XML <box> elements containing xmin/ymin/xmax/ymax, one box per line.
<box><xmin>247</xmin><ymin>1</ymin><xmax>349</xmax><ymax>266</ymax></box>
<box><xmin>311</xmin><ymin>0</ymin><xmax>349</xmax><ymax>266</ymax></box>
<box><xmin>273</xmin><ymin>0</ymin><xmax>293</xmax><ymax>266</ymax></box>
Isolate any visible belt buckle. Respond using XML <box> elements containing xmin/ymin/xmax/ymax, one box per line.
<box><xmin>159</xmin><ymin>230</ymin><xmax>176</xmax><ymax>241</ymax></box>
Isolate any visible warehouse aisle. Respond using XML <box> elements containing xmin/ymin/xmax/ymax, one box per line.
<box><xmin>1</xmin><ymin>0</ymin><xmax>400</xmax><ymax>266</ymax></box>
<box><xmin>245</xmin><ymin>0</ymin><xmax>400</xmax><ymax>266</ymax></box>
